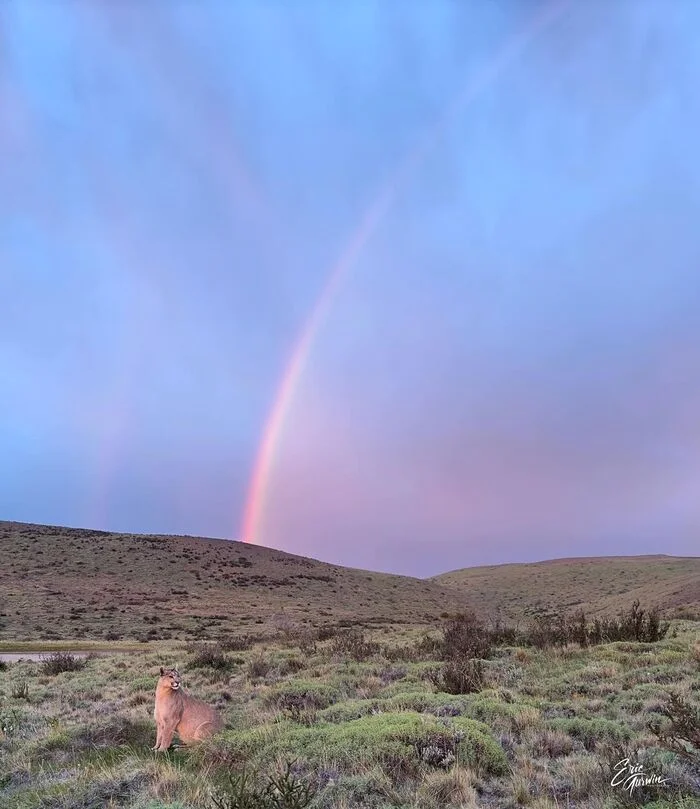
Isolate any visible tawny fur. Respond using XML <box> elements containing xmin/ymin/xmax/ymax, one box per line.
<box><xmin>153</xmin><ymin>667</ymin><xmax>223</xmax><ymax>751</ymax></box>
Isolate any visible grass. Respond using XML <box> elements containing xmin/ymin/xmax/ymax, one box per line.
<box><xmin>1</xmin><ymin>620</ymin><xmax>698</xmax><ymax>808</ymax></box>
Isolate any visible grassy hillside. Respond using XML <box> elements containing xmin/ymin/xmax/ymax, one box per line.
<box><xmin>432</xmin><ymin>556</ymin><xmax>700</xmax><ymax>621</ymax></box>
<box><xmin>0</xmin><ymin>521</ymin><xmax>476</xmax><ymax>642</ymax></box>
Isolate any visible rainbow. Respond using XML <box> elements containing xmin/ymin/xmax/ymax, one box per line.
<box><xmin>241</xmin><ymin>0</ymin><xmax>568</xmax><ymax>545</ymax></box>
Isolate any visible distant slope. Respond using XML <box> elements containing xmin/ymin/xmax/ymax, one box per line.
<box><xmin>432</xmin><ymin>555</ymin><xmax>700</xmax><ymax>620</ymax></box>
<box><xmin>3</xmin><ymin>522</ymin><xmax>697</xmax><ymax>642</ymax></box>
<box><xmin>0</xmin><ymin>521</ymin><xmax>475</xmax><ymax>641</ymax></box>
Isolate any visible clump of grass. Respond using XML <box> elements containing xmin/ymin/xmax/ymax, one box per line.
<box><xmin>511</xmin><ymin>774</ymin><xmax>531</xmax><ymax>805</ymax></box>
<box><xmin>511</xmin><ymin>707</ymin><xmax>542</xmax><ymax>737</ymax></box>
<box><xmin>532</xmin><ymin>728</ymin><xmax>574</xmax><ymax>758</ymax></box>
<box><xmin>246</xmin><ymin>653</ymin><xmax>272</xmax><ymax>680</ymax></box>
<box><xmin>40</xmin><ymin>651</ymin><xmax>86</xmax><ymax>675</ymax></box>
<box><xmin>690</xmin><ymin>640</ymin><xmax>700</xmax><ymax>667</ymax></box>
<box><xmin>417</xmin><ymin>765</ymin><xmax>478</xmax><ymax>808</ymax></box>
<box><xmin>11</xmin><ymin>680</ymin><xmax>30</xmax><ymax>700</ymax></box>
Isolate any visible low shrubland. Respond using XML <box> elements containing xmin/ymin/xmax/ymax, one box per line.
<box><xmin>0</xmin><ymin>607</ymin><xmax>697</xmax><ymax>808</ymax></box>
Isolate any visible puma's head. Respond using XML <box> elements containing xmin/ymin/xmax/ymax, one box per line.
<box><xmin>158</xmin><ymin>667</ymin><xmax>181</xmax><ymax>691</ymax></box>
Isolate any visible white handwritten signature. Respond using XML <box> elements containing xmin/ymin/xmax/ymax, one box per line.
<box><xmin>611</xmin><ymin>758</ymin><xmax>670</xmax><ymax>794</ymax></box>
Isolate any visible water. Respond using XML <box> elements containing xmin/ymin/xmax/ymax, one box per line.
<box><xmin>0</xmin><ymin>650</ymin><xmax>132</xmax><ymax>663</ymax></box>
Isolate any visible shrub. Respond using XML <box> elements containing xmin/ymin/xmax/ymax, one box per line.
<box><xmin>330</xmin><ymin>629</ymin><xmax>380</xmax><ymax>661</ymax></box>
<box><xmin>546</xmin><ymin>717</ymin><xmax>631</xmax><ymax>751</ymax></box>
<box><xmin>648</xmin><ymin>692</ymin><xmax>700</xmax><ymax>764</ymax></box>
<box><xmin>523</xmin><ymin>602</ymin><xmax>669</xmax><ymax>649</ymax></box>
<box><xmin>206</xmin><ymin>711</ymin><xmax>508</xmax><ymax>777</ymax></box>
<box><xmin>189</xmin><ymin>643</ymin><xmax>232</xmax><ymax>671</ymax></box>
<box><xmin>428</xmin><ymin>658</ymin><xmax>488</xmax><ymax>695</ymax></box>
<box><xmin>441</xmin><ymin>612</ymin><xmax>493</xmax><ymax>660</ymax></box>
<box><xmin>40</xmin><ymin>652</ymin><xmax>86</xmax><ymax>675</ymax></box>
<box><xmin>487</xmin><ymin>618</ymin><xmax>519</xmax><ymax>646</ymax></box>
<box><xmin>211</xmin><ymin>761</ymin><xmax>315</xmax><ymax>809</ymax></box>
<box><xmin>263</xmin><ymin>681</ymin><xmax>340</xmax><ymax>719</ymax></box>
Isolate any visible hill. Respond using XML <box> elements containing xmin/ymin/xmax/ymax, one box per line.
<box><xmin>0</xmin><ymin>521</ymin><xmax>475</xmax><ymax>642</ymax></box>
<box><xmin>432</xmin><ymin>554</ymin><xmax>700</xmax><ymax>620</ymax></box>
<box><xmin>2</xmin><ymin>521</ymin><xmax>698</xmax><ymax>643</ymax></box>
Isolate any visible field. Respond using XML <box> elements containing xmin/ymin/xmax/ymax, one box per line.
<box><xmin>1</xmin><ymin>622</ymin><xmax>699</xmax><ymax>808</ymax></box>
<box><xmin>0</xmin><ymin>522</ymin><xmax>699</xmax><ymax>808</ymax></box>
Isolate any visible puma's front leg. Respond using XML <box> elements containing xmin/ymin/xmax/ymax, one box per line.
<box><xmin>153</xmin><ymin>719</ymin><xmax>164</xmax><ymax>751</ymax></box>
<box><xmin>156</xmin><ymin>721</ymin><xmax>176</xmax><ymax>752</ymax></box>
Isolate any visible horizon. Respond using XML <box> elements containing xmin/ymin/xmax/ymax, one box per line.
<box><xmin>3</xmin><ymin>2</ymin><xmax>700</xmax><ymax>576</ymax></box>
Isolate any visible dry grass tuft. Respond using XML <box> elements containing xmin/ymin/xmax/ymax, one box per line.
<box><xmin>417</xmin><ymin>765</ymin><xmax>478</xmax><ymax>808</ymax></box>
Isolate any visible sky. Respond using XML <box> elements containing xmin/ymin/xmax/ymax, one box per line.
<box><xmin>2</xmin><ymin>1</ymin><xmax>700</xmax><ymax>577</ymax></box>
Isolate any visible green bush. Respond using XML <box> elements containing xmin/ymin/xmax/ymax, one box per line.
<box><xmin>204</xmin><ymin>711</ymin><xmax>508</xmax><ymax>777</ymax></box>
<box><xmin>546</xmin><ymin>717</ymin><xmax>631</xmax><ymax>750</ymax></box>
<box><xmin>262</xmin><ymin>680</ymin><xmax>340</xmax><ymax>711</ymax></box>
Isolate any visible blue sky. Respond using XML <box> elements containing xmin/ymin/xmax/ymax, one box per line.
<box><xmin>2</xmin><ymin>1</ymin><xmax>700</xmax><ymax>575</ymax></box>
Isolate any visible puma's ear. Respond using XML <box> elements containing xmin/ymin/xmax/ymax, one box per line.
<box><xmin>160</xmin><ymin>667</ymin><xmax>165</xmax><ymax>675</ymax></box>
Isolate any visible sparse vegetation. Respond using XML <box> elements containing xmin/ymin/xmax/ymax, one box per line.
<box><xmin>524</xmin><ymin>601</ymin><xmax>670</xmax><ymax>649</ymax></box>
